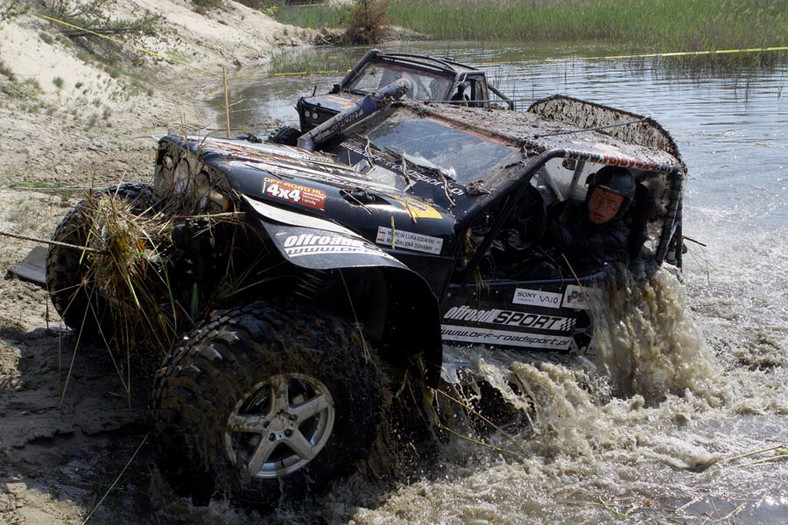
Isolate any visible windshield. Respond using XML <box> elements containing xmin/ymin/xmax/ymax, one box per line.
<box><xmin>347</xmin><ymin>62</ymin><xmax>453</xmax><ymax>101</ymax></box>
<box><xmin>365</xmin><ymin>113</ymin><xmax>517</xmax><ymax>185</ymax></box>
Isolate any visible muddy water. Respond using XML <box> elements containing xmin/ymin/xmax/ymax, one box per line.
<box><xmin>204</xmin><ymin>45</ymin><xmax>787</xmax><ymax>523</ymax></box>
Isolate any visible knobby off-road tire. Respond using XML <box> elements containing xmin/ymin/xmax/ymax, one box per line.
<box><xmin>267</xmin><ymin>125</ymin><xmax>301</xmax><ymax>147</ymax></box>
<box><xmin>45</xmin><ymin>183</ymin><xmax>155</xmax><ymax>337</ymax></box>
<box><xmin>150</xmin><ymin>302</ymin><xmax>385</xmax><ymax>507</ymax></box>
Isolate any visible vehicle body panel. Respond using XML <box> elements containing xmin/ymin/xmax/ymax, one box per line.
<box><xmin>153</xmin><ymin>92</ymin><xmax>684</xmax><ymax>381</ymax></box>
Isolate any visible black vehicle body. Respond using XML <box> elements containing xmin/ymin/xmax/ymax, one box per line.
<box><xmin>155</xmin><ymin>93</ymin><xmax>684</xmax><ymax>385</ymax></box>
<box><xmin>296</xmin><ymin>48</ymin><xmax>514</xmax><ymax>133</ymax></box>
<box><xmin>47</xmin><ymin>72</ymin><xmax>684</xmax><ymax>507</ymax></box>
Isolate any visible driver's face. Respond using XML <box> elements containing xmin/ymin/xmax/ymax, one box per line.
<box><xmin>588</xmin><ymin>188</ymin><xmax>624</xmax><ymax>224</ymax></box>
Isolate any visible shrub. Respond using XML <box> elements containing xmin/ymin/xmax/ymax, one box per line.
<box><xmin>0</xmin><ymin>0</ymin><xmax>27</xmax><ymax>23</ymax></box>
<box><xmin>0</xmin><ymin>60</ymin><xmax>16</xmax><ymax>81</ymax></box>
<box><xmin>344</xmin><ymin>0</ymin><xmax>390</xmax><ymax>44</ymax></box>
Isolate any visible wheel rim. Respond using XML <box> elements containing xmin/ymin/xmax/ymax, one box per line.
<box><xmin>224</xmin><ymin>373</ymin><xmax>335</xmax><ymax>479</ymax></box>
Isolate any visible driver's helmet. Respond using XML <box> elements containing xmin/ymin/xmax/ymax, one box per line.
<box><xmin>586</xmin><ymin>166</ymin><xmax>637</xmax><ymax>215</ymax></box>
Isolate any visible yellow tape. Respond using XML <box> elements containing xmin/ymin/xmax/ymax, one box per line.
<box><xmin>273</xmin><ymin>70</ymin><xmax>343</xmax><ymax>77</ymax></box>
<box><xmin>601</xmin><ymin>46</ymin><xmax>788</xmax><ymax>60</ymax></box>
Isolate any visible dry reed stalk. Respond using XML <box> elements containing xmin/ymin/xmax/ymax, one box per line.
<box><xmin>58</xmin><ymin>190</ymin><xmax>184</xmax><ymax>403</ymax></box>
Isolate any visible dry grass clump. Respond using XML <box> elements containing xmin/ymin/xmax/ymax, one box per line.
<box><xmin>55</xmin><ymin>183</ymin><xmax>252</xmax><ymax>401</ymax></box>
<box><xmin>57</xmin><ymin>189</ymin><xmax>183</xmax><ymax>402</ymax></box>
<box><xmin>82</xmin><ymin>191</ymin><xmax>178</xmax><ymax>354</ymax></box>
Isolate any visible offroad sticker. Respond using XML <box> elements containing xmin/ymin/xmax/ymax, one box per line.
<box><xmin>283</xmin><ymin>233</ymin><xmax>381</xmax><ymax>258</ymax></box>
<box><xmin>376</xmin><ymin>226</ymin><xmax>443</xmax><ymax>255</ymax></box>
<box><xmin>389</xmin><ymin>196</ymin><xmax>443</xmax><ymax>219</ymax></box>
<box><xmin>441</xmin><ymin>325</ymin><xmax>573</xmax><ymax>350</ymax></box>
<box><xmin>443</xmin><ymin>306</ymin><xmax>575</xmax><ymax>333</ymax></box>
<box><xmin>562</xmin><ymin>284</ymin><xmax>599</xmax><ymax>310</ymax></box>
<box><xmin>512</xmin><ymin>288</ymin><xmax>563</xmax><ymax>309</ymax></box>
<box><xmin>263</xmin><ymin>177</ymin><xmax>326</xmax><ymax>211</ymax></box>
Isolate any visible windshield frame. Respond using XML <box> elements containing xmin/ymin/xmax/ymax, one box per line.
<box><xmin>346</xmin><ymin>61</ymin><xmax>455</xmax><ymax>102</ymax></box>
<box><xmin>356</xmin><ymin>108</ymin><xmax>520</xmax><ymax>186</ymax></box>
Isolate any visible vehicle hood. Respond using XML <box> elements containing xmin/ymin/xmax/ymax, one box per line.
<box><xmin>187</xmin><ymin>136</ymin><xmax>457</xmax><ymax>258</ymax></box>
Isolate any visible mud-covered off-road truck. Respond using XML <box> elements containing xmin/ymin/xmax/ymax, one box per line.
<box><xmin>271</xmin><ymin>48</ymin><xmax>514</xmax><ymax>145</ymax></box>
<box><xmin>46</xmin><ymin>77</ymin><xmax>684</xmax><ymax>506</ymax></box>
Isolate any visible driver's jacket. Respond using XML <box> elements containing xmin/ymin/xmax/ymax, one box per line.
<box><xmin>546</xmin><ymin>200</ymin><xmax>630</xmax><ymax>274</ymax></box>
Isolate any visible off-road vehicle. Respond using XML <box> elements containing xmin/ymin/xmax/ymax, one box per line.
<box><xmin>271</xmin><ymin>48</ymin><xmax>514</xmax><ymax>145</ymax></box>
<box><xmin>46</xmin><ymin>77</ymin><xmax>685</xmax><ymax>507</ymax></box>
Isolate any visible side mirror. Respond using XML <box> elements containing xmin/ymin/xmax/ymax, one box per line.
<box><xmin>330</xmin><ymin>83</ymin><xmax>340</xmax><ymax>94</ymax></box>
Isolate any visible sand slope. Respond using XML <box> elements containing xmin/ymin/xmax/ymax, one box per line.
<box><xmin>0</xmin><ymin>3</ymin><xmax>321</xmax><ymax>522</ymax></box>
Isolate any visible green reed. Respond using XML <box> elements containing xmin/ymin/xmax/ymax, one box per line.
<box><xmin>265</xmin><ymin>47</ymin><xmax>358</xmax><ymax>75</ymax></box>
<box><xmin>274</xmin><ymin>1</ymin><xmax>345</xmax><ymax>28</ymax></box>
<box><xmin>274</xmin><ymin>0</ymin><xmax>787</xmax><ymax>52</ymax></box>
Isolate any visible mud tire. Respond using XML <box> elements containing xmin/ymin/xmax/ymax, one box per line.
<box><xmin>45</xmin><ymin>183</ymin><xmax>155</xmax><ymax>337</ymax></box>
<box><xmin>268</xmin><ymin>125</ymin><xmax>301</xmax><ymax>146</ymax></box>
<box><xmin>150</xmin><ymin>302</ymin><xmax>385</xmax><ymax>507</ymax></box>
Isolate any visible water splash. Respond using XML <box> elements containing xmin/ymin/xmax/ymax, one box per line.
<box><xmin>438</xmin><ymin>267</ymin><xmax>731</xmax><ymax>463</ymax></box>
<box><xmin>439</xmin><ymin>346</ymin><xmax>610</xmax><ymax>460</ymax></box>
<box><xmin>588</xmin><ymin>267</ymin><xmax>727</xmax><ymax>406</ymax></box>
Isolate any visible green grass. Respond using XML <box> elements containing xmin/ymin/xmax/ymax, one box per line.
<box><xmin>267</xmin><ymin>47</ymin><xmax>358</xmax><ymax>75</ymax></box>
<box><xmin>273</xmin><ymin>0</ymin><xmax>788</xmax><ymax>52</ymax></box>
<box><xmin>274</xmin><ymin>2</ymin><xmax>345</xmax><ymax>29</ymax></box>
<box><xmin>0</xmin><ymin>63</ymin><xmax>42</xmax><ymax>101</ymax></box>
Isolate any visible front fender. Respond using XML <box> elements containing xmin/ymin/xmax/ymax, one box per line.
<box><xmin>244</xmin><ymin>196</ymin><xmax>443</xmax><ymax>386</ymax></box>
<box><xmin>244</xmin><ymin>195</ymin><xmax>406</xmax><ymax>271</ymax></box>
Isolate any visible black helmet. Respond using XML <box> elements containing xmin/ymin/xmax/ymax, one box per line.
<box><xmin>586</xmin><ymin>166</ymin><xmax>636</xmax><ymax>213</ymax></box>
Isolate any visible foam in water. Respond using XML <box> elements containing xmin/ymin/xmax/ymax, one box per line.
<box><xmin>436</xmin><ymin>266</ymin><xmax>731</xmax><ymax>465</ymax></box>
<box><xmin>587</xmin><ymin>267</ymin><xmax>727</xmax><ymax>406</ymax></box>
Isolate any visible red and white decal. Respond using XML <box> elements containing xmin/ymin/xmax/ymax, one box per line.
<box><xmin>601</xmin><ymin>155</ymin><xmax>660</xmax><ymax>171</ymax></box>
<box><xmin>263</xmin><ymin>177</ymin><xmax>326</xmax><ymax>211</ymax></box>
<box><xmin>562</xmin><ymin>284</ymin><xmax>600</xmax><ymax>310</ymax></box>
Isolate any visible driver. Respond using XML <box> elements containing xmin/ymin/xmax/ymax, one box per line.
<box><xmin>450</xmin><ymin>83</ymin><xmax>470</xmax><ymax>106</ymax></box>
<box><xmin>546</xmin><ymin>165</ymin><xmax>637</xmax><ymax>275</ymax></box>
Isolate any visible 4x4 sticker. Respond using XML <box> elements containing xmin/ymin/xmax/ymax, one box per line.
<box><xmin>512</xmin><ymin>288</ymin><xmax>563</xmax><ymax>309</ymax></box>
<box><xmin>376</xmin><ymin>226</ymin><xmax>443</xmax><ymax>255</ymax></box>
<box><xmin>443</xmin><ymin>306</ymin><xmax>575</xmax><ymax>333</ymax></box>
<box><xmin>441</xmin><ymin>325</ymin><xmax>573</xmax><ymax>350</ymax></box>
<box><xmin>263</xmin><ymin>177</ymin><xmax>326</xmax><ymax>211</ymax></box>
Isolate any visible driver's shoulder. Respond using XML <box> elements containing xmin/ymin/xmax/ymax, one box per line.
<box><xmin>549</xmin><ymin>198</ymin><xmax>584</xmax><ymax>219</ymax></box>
